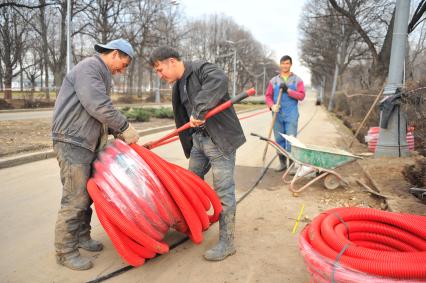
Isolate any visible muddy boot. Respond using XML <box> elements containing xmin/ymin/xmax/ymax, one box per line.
<box><xmin>78</xmin><ymin>206</ymin><xmax>103</xmax><ymax>252</ymax></box>
<box><xmin>204</xmin><ymin>209</ymin><xmax>236</xmax><ymax>261</ymax></box>
<box><xmin>56</xmin><ymin>251</ymin><xmax>93</xmax><ymax>271</ymax></box>
<box><xmin>275</xmin><ymin>154</ymin><xmax>287</xmax><ymax>172</ymax></box>
<box><xmin>78</xmin><ymin>237</ymin><xmax>103</xmax><ymax>252</ymax></box>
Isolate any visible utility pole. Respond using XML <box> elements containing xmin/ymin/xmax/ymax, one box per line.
<box><xmin>66</xmin><ymin>0</ymin><xmax>72</xmax><ymax>73</ymax></box>
<box><xmin>375</xmin><ymin>0</ymin><xmax>410</xmax><ymax>157</ymax></box>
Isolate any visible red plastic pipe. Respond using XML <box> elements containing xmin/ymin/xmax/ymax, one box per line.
<box><xmin>299</xmin><ymin>207</ymin><xmax>426</xmax><ymax>281</ymax></box>
<box><xmin>87</xmin><ymin>139</ymin><xmax>222</xmax><ymax>266</ymax></box>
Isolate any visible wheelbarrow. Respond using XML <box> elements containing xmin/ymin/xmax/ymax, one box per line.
<box><xmin>251</xmin><ymin>133</ymin><xmax>362</xmax><ymax>193</ymax></box>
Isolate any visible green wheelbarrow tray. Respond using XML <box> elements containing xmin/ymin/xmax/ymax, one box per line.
<box><xmin>281</xmin><ymin>134</ymin><xmax>361</xmax><ymax>170</ymax></box>
<box><xmin>250</xmin><ymin>132</ymin><xmax>361</xmax><ymax>194</ymax></box>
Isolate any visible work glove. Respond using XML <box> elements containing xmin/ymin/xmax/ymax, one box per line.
<box><xmin>120</xmin><ymin>123</ymin><xmax>139</xmax><ymax>144</ymax></box>
<box><xmin>271</xmin><ymin>104</ymin><xmax>280</xmax><ymax>112</ymax></box>
<box><xmin>280</xmin><ymin>82</ymin><xmax>288</xmax><ymax>93</ymax></box>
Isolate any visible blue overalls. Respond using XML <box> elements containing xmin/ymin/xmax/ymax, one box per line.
<box><xmin>272</xmin><ymin>77</ymin><xmax>299</xmax><ymax>152</ymax></box>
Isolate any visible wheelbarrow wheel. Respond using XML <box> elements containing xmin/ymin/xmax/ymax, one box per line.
<box><xmin>324</xmin><ymin>174</ymin><xmax>340</xmax><ymax>190</ymax></box>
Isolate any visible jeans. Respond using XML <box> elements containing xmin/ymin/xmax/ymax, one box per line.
<box><xmin>188</xmin><ymin>132</ymin><xmax>236</xmax><ymax>212</ymax></box>
<box><xmin>53</xmin><ymin>142</ymin><xmax>96</xmax><ymax>255</ymax></box>
<box><xmin>273</xmin><ymin>112</ymin><xmax>298</xmax><ymax>152</ymax></box>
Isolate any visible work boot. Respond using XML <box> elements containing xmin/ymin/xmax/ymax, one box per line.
<box><xmin>78</xmin><ymin>238</ymin><xmax>103</xmax><ymax>252</ymax></box>
<box><xmin>204</xmin><ymin>209</ymin><xmax>236</xmax><ymax>261</ymax></box>
<box><xmin>275</xmin><ymin>154</ymin><xmax>287</xmax><ymax>172</ymax></box>
<box><xmin>56</xmin><ymin>251</ymin><xmax>93</xmax><ymax>271</ymax></box>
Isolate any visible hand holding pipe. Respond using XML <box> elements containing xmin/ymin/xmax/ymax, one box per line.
<box><xmin>144</xmin><ymin>88</ymin><xmax>256</xmax><ymax>149</ymax></box>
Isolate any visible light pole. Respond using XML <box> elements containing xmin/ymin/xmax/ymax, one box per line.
<box><xmin>225</xmin><ymin>40</ymin><xmax>247</xmax><ymax>97</ymax></box>
<box><xmin>232</xmin><ymin>48</ymin><xmax>237</xmax><ymax>98</ymax></box>
<box><xmin>225</xmin><ymin>40</ymin><xmax>238</xmax><ymax>98</ymax></box>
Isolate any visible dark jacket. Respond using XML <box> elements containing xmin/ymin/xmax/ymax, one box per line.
<box><xmin>52</xmin><ymin>55</ymin><xmax>128</xmax><ymax>152</ymax></box>
<box><xmin>172</xmin><ymin>60</ymin><xmax>246</xmax><ymax>158</ymax></box>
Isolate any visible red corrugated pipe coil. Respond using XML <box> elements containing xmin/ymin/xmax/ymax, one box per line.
<box><xmin>299</xmin><ymin>207</ymin><xmax>426</xmax><ymax>282</ymax></box>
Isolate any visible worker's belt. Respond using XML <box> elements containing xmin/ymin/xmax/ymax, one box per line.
<box><xmin>193</xmin><ymin>125</ymin><xmax>209</xmax><ymax>137</ymax></box>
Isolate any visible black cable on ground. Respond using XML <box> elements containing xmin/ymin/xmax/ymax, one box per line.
<box><xmin>86</xmin><ymin>236</ymin><xmax>189</xmax><ymax>283</ymax></box>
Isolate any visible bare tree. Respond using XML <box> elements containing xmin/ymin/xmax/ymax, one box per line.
<box><xmin>43</xmin><ymin>0</ymin><xmax>91</xmax><ymax>92</ymax></box>
<box><xmin>83</xmin><ymin>0</ymin><xmax>126</xmax><ymax>43</ymax></box>
<box><xmin>23</xmin><ymin>46</ymin><xmax>42</xmax><ymax>101</ymax></box>
<box><xmin>0</xmin><ymin>5</ymin><xmax>28</xmax><ymax>99</ymax></box>
<box><xmin>38</xmin><ymin>0</ymin><xmax>51</xmax><ymax>99</ymax></box>
<box><xmin>328</xmin><ymin>0</ymin><xmax>395</xmax><ymax>86</ymax></box>
<box><xmin>0</xmin><ymin>1</ymin><xmax>54</xmax><ymax>9</ymax></box>
<box><xmin>180</xmin><ymin>14</ymin><xmax>274</xmax><ymax>94</ymax></box>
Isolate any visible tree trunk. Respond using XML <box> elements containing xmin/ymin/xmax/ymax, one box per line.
<box><xmin>137</xmin><ymin>59</ymin><xmax>143</xmax><ymax>97</ymax></box>
<box><xmin>29</xmin><ymin>75</ymin><xmax>35</xmax><ymax>101</ymax></box>
<box><xmin>149</xmin><ymin>69</ymin><xmax>154</xmax><ymax>97</ymax></box>
<box><xmin>48</xmin><ymin>1</ymin><xmax>67</xmax><ymax>94</ymax></box>
<box><xmin>40</xmin><ymin>58</ymin><xmax>43</xmax><ymax>92</ymax></box>
<box><xmin>53</xmin><ymin>71</ymin><xmax>64</xmax><ymax>94</ymax></box>
<box><xmin>4</xmin><ymin>66</ymin><xmax>12</xmax><ymax>99</ymax></box>
<box><xmin>39</xmin><ymin>0</ymin><xmax>50</xmax><ymax>100</ymax></box>
<box><xmin>369</xmin><ymin>9</ymin><xmax>395</xmax><ymax>87</ymax></box>
<box><xmin>44</xmin><ymin>59</ymin><xmax>50</xmax><ymax>100</ymax></box>
<box><xmin>127</xmin><ymin>59</ymin><xmax>135</xmax><ymax>95</ymax></box>
<box><xmin>0</xmin><ymin>61</ymin><xmax>3</xmax><ymax>91</ymax></box>
<box><xmin>19</xmin><ymin>57</ymin><xmax>23</xmax><ymax>92</ymax></box>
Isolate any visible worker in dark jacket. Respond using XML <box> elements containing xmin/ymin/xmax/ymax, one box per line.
<box><xmin>52</xmin><ymin>39</ymin><xmax>139</xmax><ymax>270</ymax></box>
<box><xmin>149</xmin><ymin>46</ymin><xmax>246</xmax><ymax>261</ymax></box>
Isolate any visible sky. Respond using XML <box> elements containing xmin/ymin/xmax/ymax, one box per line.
<box><xmin>178</xmin><ymin>0</ymin><xmax>311</xmax><ymax>84</ymax></box>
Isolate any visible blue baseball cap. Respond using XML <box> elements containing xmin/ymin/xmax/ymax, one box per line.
<box><xmin>94</xmin><ymin>38</ymin><xmax>135</xmax><ymax>59</ymax></box>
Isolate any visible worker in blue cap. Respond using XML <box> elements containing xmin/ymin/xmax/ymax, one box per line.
<box><xmin>52</xmin><ymin>38</ymin><xmax>139</xmax><ymax>270</ymax></box>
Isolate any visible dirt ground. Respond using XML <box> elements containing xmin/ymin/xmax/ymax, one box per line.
<box><xmin>0</xmin><ymin>118</ymin><xmax>174</xmax><ymax>157</ymax></box>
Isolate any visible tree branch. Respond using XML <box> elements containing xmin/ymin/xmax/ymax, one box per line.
<box><xmin>0</xmin><ymin>2</ymin><xmax>54</xmax><ymax>9</ymax></box>
<box><xmin>328</xmin><ymin>0</ymin><xmax>379</xmax><ymax>62</ymax></box>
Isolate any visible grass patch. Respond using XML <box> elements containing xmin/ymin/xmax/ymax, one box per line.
<box><xmin>120</xmin><ymin>107</ymin><xmax>174</xmax><ymax>122</ymax></box>
<box><xmin>153</xmin><ymin>107</ymin><xmax>175</xmax><ymax>118</ymax></box>
<box><xmin>123</xmin><ymin>108</ymin><xmax>151</xmax><ymax>122</ymax></box>
<box><xmin>239</xmin><ymin>100</ymin><xmax>265</xmax><ymax>105</ymax></box>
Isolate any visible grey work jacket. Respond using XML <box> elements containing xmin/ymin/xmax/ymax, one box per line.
<box><xmin>172</xmin><ymin>60</ymin><xmax>246</xmax><ymax>158</ymax></box>
<box><xmin>52</xmin><ymin>55</ymin><xmax>128</xmax><ymax>151</ymax></box>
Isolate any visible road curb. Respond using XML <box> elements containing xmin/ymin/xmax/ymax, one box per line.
<box><xmin>0</xmin><ymin>107</ymin><xmax>265</xmax><ymax>170</ymax></box>
<box><xmin>0</xmin><ymin>124</ymin><xmax>175</xmax><ymax>170</ymax></box>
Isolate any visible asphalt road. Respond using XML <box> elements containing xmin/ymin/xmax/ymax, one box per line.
<box><xmin>0</xmin><ymin>110</ymin><xmax>53</xmax><ymax>121</ymax></box>
<box><xmin>0</xmin><ymin>96</ymin><xmax>342</xmax><ymax>283</ymax></box>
